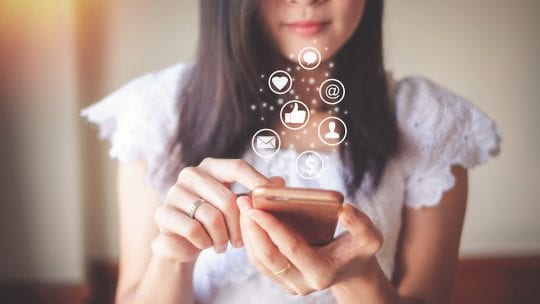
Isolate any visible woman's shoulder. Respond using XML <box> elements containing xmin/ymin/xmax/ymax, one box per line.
<box><xmin>80</xmin><ymin>62</ymin><xmax>192</xmax><ymax>192</ymax></box>
<box><xmin>389</xmin><ymin>75</ymin><xmax>502</xmax><ymax>208</ymax></box>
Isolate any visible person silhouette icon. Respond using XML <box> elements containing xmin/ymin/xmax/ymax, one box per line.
<box><xmin>324</xmin><ymin>121</ymin><xmax>340</xmax><ymax>139</ymax></box>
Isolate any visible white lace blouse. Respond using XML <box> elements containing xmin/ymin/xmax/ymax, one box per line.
<box><xmin>81</xmin><ymin>63</ymin><xmax>502</xmax><ymax>304</ymax></box>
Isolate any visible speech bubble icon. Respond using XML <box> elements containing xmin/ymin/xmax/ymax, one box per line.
<box><xmin>302</xmin><ymin>51</ymin><xmax>317</xmax><ymax>65</ymax></box>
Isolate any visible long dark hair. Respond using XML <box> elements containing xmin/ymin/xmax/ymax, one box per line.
<box><xmin>167</xmin><ymin>0</ymin><xmax>400</xmax><ymax>197</ymax></box>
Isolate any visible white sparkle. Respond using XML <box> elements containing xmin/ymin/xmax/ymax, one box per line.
<box><xmin>334</xmin><ymin>107</ymin><xmax>339</xmax><ymax>112</ymax></box>
<box><xmin>261</xmin><ymin>117</ymin><xmax>265</xmax><ymax>121</ymax></box>
<box><xmin>262</xmin><ymin>102</ymin><xmax>267</xmax><ymax>107</ymax></box>
<box><xmin>325</xmin><ymin>47</ymin><xmax>329</xmax><ymax>51</ymax></box>
<box><xmin>269</xmin><ymin>106</ymin><xmax>274</xmax><ymax>111</ymax></box>
<box><xmin>251</xmin><ymin>104</ymin><xmax>256</xmax><ymax>110</ymax></box>
<box><xmin>296</xmin><ymin>66</ymin><xmax>300</xmax><ymax>70</ymax></box>
<box><xmin>344</xmin><ymin>110</ymin><xmax>348</xmax><ymax>115</ymax></box>
<box><xmin>306</xmin><ymin>88</ymin><xmax>310</xmax><ymax>91</ymax></box>
<box><xmin>325</xmin><ymin>72</ymin><xmax>329</xmax><ymax>77</ymax></box>
<box><xmin>261</xmin><ymin>74</ymin><xmax>265</xmax><ymax>78</ymax></box>
<box><xmin>259</xmin><ymin>88</ymin><xmax>263</xmax><ymax>92</ymax></box>
<box><xmin>287</xmin><ymin>67</ymin><xmax>292</xmax><ymax>72</ymax></box>
<box><xmin>329</xmin><ymin>62</ymin><xmax>334</xmax><ymax>68</ymax></box>
<box><xmin>308</xmin><ymin>78</ymin><xmax>315</xmax><ymax>84</ymax></box>
<box><xmin>310</xmin><ymin>143</ymin><xmax>315</xmax><ymax>148</ymax></box>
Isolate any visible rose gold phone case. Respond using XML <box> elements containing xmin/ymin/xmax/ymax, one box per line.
<box><xmin>252</xmin><ymin>186</ymin><xmax>344</xmax><ymax>246</ymax></box>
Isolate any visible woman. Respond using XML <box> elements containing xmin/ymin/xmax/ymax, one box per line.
<box><xmin>82</xmin><ymin>0</ymin><xmax>502</xmax><ymax>303</ymax></box>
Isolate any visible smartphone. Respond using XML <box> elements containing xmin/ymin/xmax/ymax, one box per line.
<box><xmin>251</xmin><ymin>186</ymin><xmax>344</xmax><ymax>246</ymax></box>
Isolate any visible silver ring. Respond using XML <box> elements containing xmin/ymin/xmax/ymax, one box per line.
<box><xmin>188</xmin><ymin>199</ymin><xmax>205</xmax><ymax>219</ymax></box>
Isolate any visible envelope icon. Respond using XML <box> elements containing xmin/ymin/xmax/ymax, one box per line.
<box><xmin>256</xmin><ymin>136</ymin><xmax>276</xmax><ymax>149</ymax></box>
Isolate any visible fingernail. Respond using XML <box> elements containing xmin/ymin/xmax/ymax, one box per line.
<box><xmin>233</xmin><ymin>239</ymin><xmax>244</xmax><ymax>248</ymax></box>
<box><xmin>217</xmin><ymin>244</ymin><xmax>228</xmax><ymax>253</ymax></box>
<box><xmin>237</xmin><ymin>198</ymin><xmax>247</xmax><ymax>213</ymax></box>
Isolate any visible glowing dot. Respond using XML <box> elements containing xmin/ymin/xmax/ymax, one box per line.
<box><xmin>261</xmin><ymin>74</ymin><xmax>265</xmax><ymax>78</ymax></box>
<box><xmin>259</xmin><ymin>88</ymin><xmax>263</xmax><ymax>92</ymax></box>
<box><xmin>281</xmin><ymin>131</ymin><xmax>286</xmax><ymax>135</ymax></box>
<box><xmin>296</xmin><ymin>135</ymin><xmax>300</xmax><ymax>139</ymax></box>
<box><xmin>277</xmin><ymin>98</ymin><xmax>284</xmax><ymax>105</ymax></box>
<box><xmin>301</xmin><ymin>78</ymin><xmax>305</xmax><ymax>82</ymax></box>
<box><xmin>261</xmin><ymin>117</ymin><xmax>265</xmax><ymax>121</ymax></box>
<box><xmin>295</xmin><ymin>95</ymin><xmax>299</xmax><ymax>99</ymax></box>
<box><xmin>310</xmin><ymin>143</ymin><xmax>315</xmax><ymax>148</ymax></box>
<box><xmin>251</xmin><ymin>105</ymin><xmax>256</xmax><ymax>110</ymax></box>
<box><xmin>325</xmin><ymin>47</ymin><xmax>329</xmax><ymax>51</ymax></box>
<box><xmin>296</xmin><ymin>66</ymin><xmax>300</xmax><ymax>70</ymax></box>
<box><xmin>287</xmin><ymin>67</ymin><xmax>292</xmax><ymax>72</ymax></box>
<box><xmin>289</xmin><ymin>54</ymin><xmax>294</xmax><ymax>59</ymax></box>
<box><xmin>303</xmin><ymin>129</ymin><xmax>307</xmax><ymax>134</ymax></box>
<box><xmin>308</xmin><ymin>78</ymin><xmax>315</xmax><ymax>84</ymax></box>
<box><xmin>269</xmin><ymin>106</ymin><xmax>274</xmax><ymax>111</ymax></box>
<box><xmin>325</xmin><ymin>72</ymin><xmax>329</xmax><ymax>77</ymax></box>
<box><xmin>312</xmin><ymin>99</ymin><xmax>317</xmax><ymax>104</ymax></box>
<box><xmin>310</xmin><ymin>110</ymin><xmax>315</xmax><ymax>114</ymax></box>
<box><xmin>315</xmin><ymin>87</ymin><xmax>319</xmax><ymax>91</ymax></box>
<box><xmin>329</xmin><ymin>62</ymin><xmax>334</xmax><ymax>68</ymax></box>
<box><xmin>306</xmin><ymin>88</ymin><xmax>310</xmax><ymax>91</ymax></box>
<box><xmin>344</xmin><ymin>110</ymin><xmax>348</xmax><ymax>115</ymax></box>
<box><xmin>345</xmin><ymin>142</ymin><xmax>349</xmax><ymax>146</ymax></box>
<box><xmin>290</xmin><ymin>89</ymin><xmax>295</xmax><ymax>94</ymax></box>
<box><xmin>289</xmin><ymin>144</ymin><xmax>295</xmax><ymax>148</ymax></box>
<box><xmin>334</xmin><ymin>107</ymin><xmax>339</xmax><ymax>112</ymax></box>
<box><xmin>312</xmin><ymin>122</ymin><xmax>317</xmax><ymax>127</ymax></box>
<box><xmin>262</xmin><ymin>102</ymin><xmax>267</xmax><ymax>107</ymax></box>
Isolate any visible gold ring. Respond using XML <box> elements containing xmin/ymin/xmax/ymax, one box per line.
<box><xmin>188</xmin><ymin>199</ymin><xmax>205</xmax><ymax>219</ymax></box>
<box><xmin>273</xmin><ymin>262</ymin><xmax>292</xmax><ymax>277</ymax></box>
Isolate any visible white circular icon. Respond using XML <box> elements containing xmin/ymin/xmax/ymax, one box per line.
<box><xmin>298</xmin><ymin>47</ymin><xmax>321</xmax><ymax>70</ymax></box>
<box><xmin>296</xmin><ymin>151</ymin><xmax>324</xmax><ymax>179</ymax></box>
<box><xmin>279</xmin><ymin>100</ymin><xmax>310</xmax><ymax>130</ymax></box>
<box><xmin>318</xmin><ymin>116</ymin><xmax>347</xmax><ymax>146</ymax></box>
<box><xmin>319</xmin><ymin>78</ymin><xmax>345</xmax><ymax>105</ymax></box>
<box><xmin>252</xmin><ymin>128</ymin><xmax>281</xmax><ymax>158</ymax></box>
<box><xmin>268</xmin><ymin>70</ymin><xmax>293</xmax><ymax>95</ymax></box>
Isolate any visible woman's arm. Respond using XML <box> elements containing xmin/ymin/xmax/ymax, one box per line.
<box><xmin>115</xmin><ymin>161</ymin><xmax>196</xmax><ymax>304</ymax></box>
<box><xmin>331</xmin><ymin>165</ymin><xmax>468</xmax><ymax>304</ymax></box>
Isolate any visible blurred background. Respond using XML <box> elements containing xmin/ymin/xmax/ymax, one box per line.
<box><xmin>0</xmin><ymin>0</ymin><xmax>539</xmax><ymax>303</ymax></box>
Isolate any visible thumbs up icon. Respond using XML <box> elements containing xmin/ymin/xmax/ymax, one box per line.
<box><xmin>284</xmin><ymin>102</ymin><xmax>307</xmax><ymax>124</ymax></box>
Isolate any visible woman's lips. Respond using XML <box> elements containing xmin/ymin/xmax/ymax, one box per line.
<box><xmin>286</xmin><ymin>20</ymin><xmax>329</xmax><ymax>37</ymax></box>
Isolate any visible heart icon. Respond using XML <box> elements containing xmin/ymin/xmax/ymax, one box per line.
<box><xmin>271</xmin><ymin>76</ymin><xmax>288</xmax><ymax>91</ymax></box>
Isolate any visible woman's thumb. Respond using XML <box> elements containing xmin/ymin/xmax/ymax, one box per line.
<box><xmin>338</xmin><ymin>203</ymin><xmax>369</xmax><ymax>236</ymax></box>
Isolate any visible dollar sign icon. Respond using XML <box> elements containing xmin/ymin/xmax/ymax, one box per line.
<box><xmin>304</xmin><ymin>155</ymin><xmax>317</xmax><ymax>177</ymax></box>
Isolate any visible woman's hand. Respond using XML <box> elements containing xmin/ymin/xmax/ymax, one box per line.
<box><xmin>237</xmin><ymin>195</ymin><xmax>383</xmax><ymax>296</ymax></box>
<box><xmin>151</xmin><ymin>158</ymin><xmax>275</xmax><ymax>263</ymax></box>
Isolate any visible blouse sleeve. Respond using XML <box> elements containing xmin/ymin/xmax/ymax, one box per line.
<box><xmin>395</xmin><ymin>76</ymin><xmax>502</xmax><ymax>209</ymax></box>
<box><xmin>80</xmin><ymin>63</ymin><xmax>189</xmax><ymax>193</ymax></box>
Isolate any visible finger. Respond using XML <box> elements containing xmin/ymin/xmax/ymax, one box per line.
<box><xmin>165</xmin><ymin>184</ymin><xmax>229</xmax><ymax>253</ymax></box>
<box><xmin>268</xmin><ymin>176</ymin><xmax>286</xmax><ymax>187</ymax></box>
<box><xmin>247</xmin><ymin>208</ymin><xmax>329</xmax><ymax>278</ymax></box>
<box><xmin>177</xmin><ymin>167</ymin><xmax>242</xmax><ymax>248</ymax></box>
<box><xmin>237</xmin><ymin>197</ymin><xmax>290</xmax><ymax>274</ymax></box>
<box><xmin>154</xmin><ymin>205</ymin><xmax>212</xmax><ymax>250</ymax></box>
<box><xmin>237</xmin><ymin>196</ymin><xmax>298</xmax><ymax>295</ymax></box>
<box><xmin>338</xmin><ymin>203</ymin><xmax>383</xmax><ymax>254</ymax></box>
<box><xmin>199</xmin><ymin>158</ymin><xmax>273</xmax><ymax>190</ymax></box>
